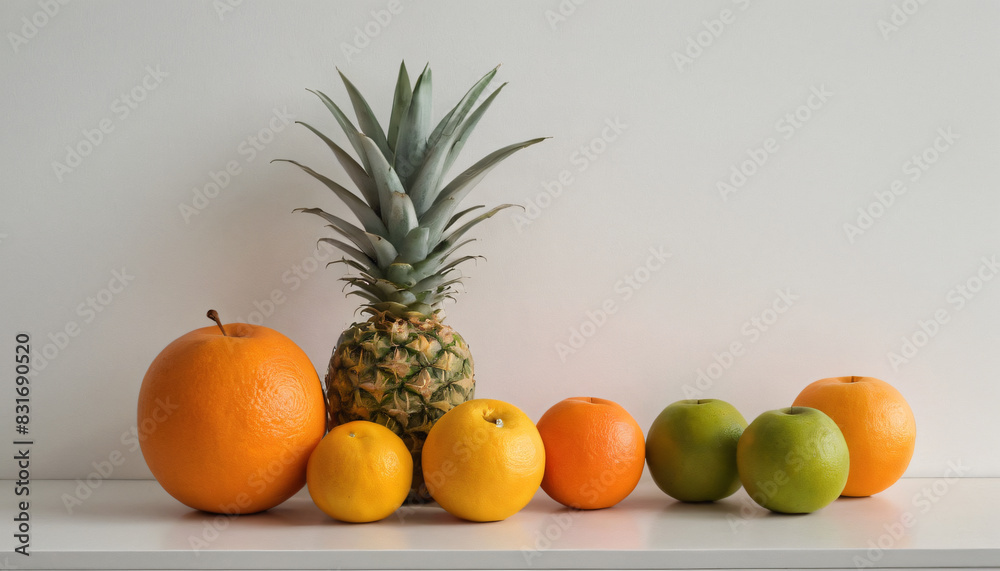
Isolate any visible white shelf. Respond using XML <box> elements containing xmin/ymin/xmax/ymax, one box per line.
<box><xmin>3</xmin><ymin>477</ymin><xmax>998</xmax><ymax>570</ymax></box>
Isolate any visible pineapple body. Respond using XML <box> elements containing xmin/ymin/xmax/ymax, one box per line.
<box><xmin>326</xmin><ymin>312</ymin><xmax>474</xmax><ymax>499</ymax></box>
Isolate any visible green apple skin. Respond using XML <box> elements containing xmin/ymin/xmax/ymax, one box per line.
<box><xmin>646</xmin><ymin>399</ymin><xmax>748</xmax><ymax>502</ymax></box>
<box><xmin>737</xmin><ymin>407</ymin><xmax>849</xmax><ymax>514</ymax></box>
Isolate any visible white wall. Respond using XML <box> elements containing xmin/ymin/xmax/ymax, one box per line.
<box><xmin>2</xmin><ymin>0</ymin><xmax>997</xmax><ymax>479</ymax></box>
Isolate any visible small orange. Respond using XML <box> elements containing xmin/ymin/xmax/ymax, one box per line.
<box><xmin>535</xmin><ymin>397</ymin><xmax>645</xmax><ymax>509</ymax></box>
<box><xmin>792</xmin><ymin>376</ymin><xmax>916</xmax><ymax>497</ymax></box>
<box><xmin>307</xmin><ymin>420</ymin><xmax>412</xmax><ymax>523</ymax></box>
<box><xmin>422</xmin><ymin>399</ymin><xmax>545</xmax><ymax>522</ymax></box>
<box><xmin>138</xmin><ymin>310</ymin><xmax>326</xmax><ymax>514</ymax></box>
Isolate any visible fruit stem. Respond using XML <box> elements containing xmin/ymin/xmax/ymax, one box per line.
<box><xmin>206</xmin><ymin>309</ymin><xmax>228</xmax><ymax>337</ymax></box>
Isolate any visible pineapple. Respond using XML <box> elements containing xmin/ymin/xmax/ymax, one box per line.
<box><xmin>277</xmin><ymin>62</ymin><xmax>543</xmax><ymax>500</ymax></box>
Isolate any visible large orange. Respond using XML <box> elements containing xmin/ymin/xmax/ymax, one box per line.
<box><xmin>138</xmin><ymin>311</ymin><xmax>326</xmax><ymax>514</ymax></box>
<box><xmin>535</xmin><ymin>397</ymin><xmax>645</xmax><ymax>509</ymax></box>
<box><xmin>422</xmin><ymin>399</ymin><xmax>545</xmax><ymax>522</ymax></box>
<box><xmin>792</xmin><ymin>376</ymin><xmax>916</xmax><ymax>497</ymax></box>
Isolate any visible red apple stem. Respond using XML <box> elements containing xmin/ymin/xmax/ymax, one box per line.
<box><xmin>206</xmin><ymin>309</ymin><xmax>228</xmax><ymax>337</ymax></box>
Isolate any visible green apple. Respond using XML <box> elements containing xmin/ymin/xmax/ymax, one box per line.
<box><xmin>737</xmin><ymin>407</ymin><xmax>849</xmax><ymax>514</ymax></box>
<box><xmin>646</xmin><ymin>399</ymin><xmax>748</xmax><ymax>502</ymax></box>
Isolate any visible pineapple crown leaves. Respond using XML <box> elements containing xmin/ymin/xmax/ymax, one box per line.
<box><xmin>275</xmin><ymin>62</ymin><xmax>546</xmax><ymax>319</ymax></box>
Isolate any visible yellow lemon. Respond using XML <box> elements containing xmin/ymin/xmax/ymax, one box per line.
<box><xmin>306</xmin><ymin>420</ymin><xmax>412</xmax><ymax>523</ymax></box>
<box><xmin>422</xmin><ymin>399</ymin><xmax>545</xmax><ymax>522</ymax></box>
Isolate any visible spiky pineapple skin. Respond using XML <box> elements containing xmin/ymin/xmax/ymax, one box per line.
<box><xmin>325</xmin><ymin>312</ymin><xmax>474</xmax><ymax>500</ymax></box>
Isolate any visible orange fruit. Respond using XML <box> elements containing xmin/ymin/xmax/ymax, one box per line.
<box><xmin>307</xmin><ymin>420</ymin><xmax>412</xmax><ymax>522</ymax></box>
<box><xmin>138</xmin><ymin>311</ymin><xmax>326</xmax><ymax>514</ymax></box>
<box><xmin>422</xmin><ymin>399</ymin><xmax>545</xmax><ymax>522</ymax></box>
<box><xmin>535</xmin><ymin>397</ymin><xmax>645</xmax><ymax>509</ymax></box>
<box><xmin>792</xmin><ymin>376</ymin><xmax>916</xmax><ymax>497</ymax></box>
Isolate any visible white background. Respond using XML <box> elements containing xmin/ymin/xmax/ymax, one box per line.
<box><xmin>1</xmin><ymin>0</ymin><xmax>997</xmax><ymax>480</ymax></box>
